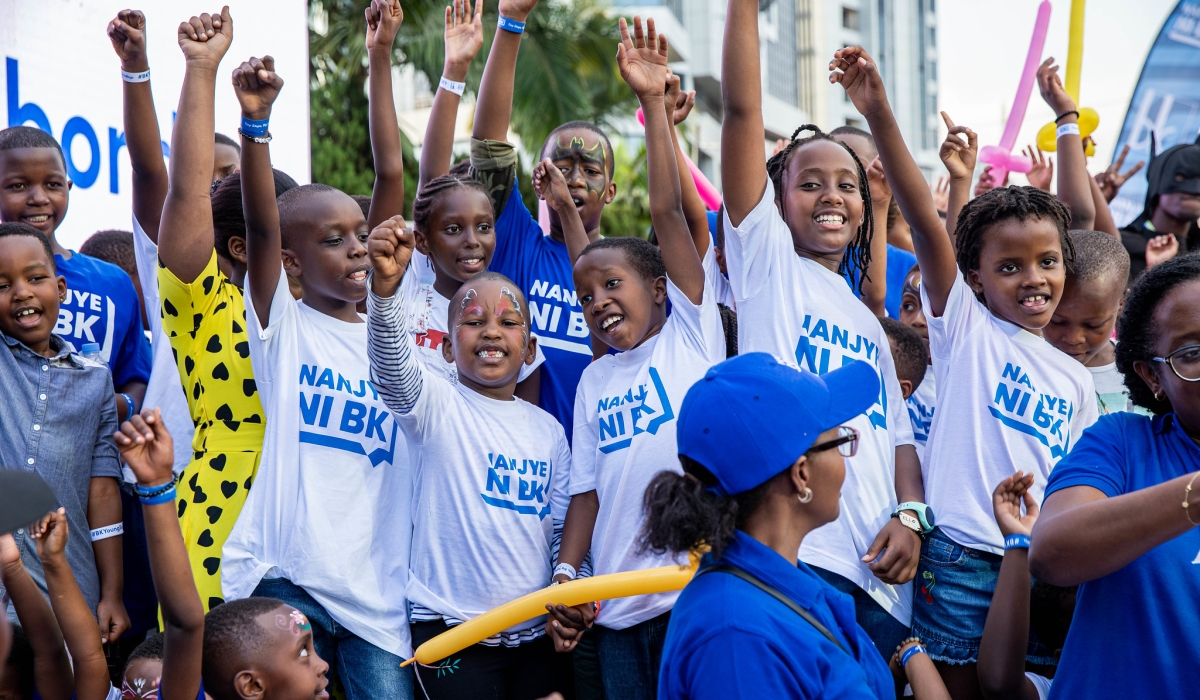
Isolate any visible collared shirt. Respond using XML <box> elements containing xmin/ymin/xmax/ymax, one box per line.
<box><xmin>658</xmin><ymin>531</ymin><xmax>893</xmax><ymax>700</ymax></box>
<box><xmin>0</xmin><ymin>332</ymin><xmax>120</xmax><ymax>613</ymax></box>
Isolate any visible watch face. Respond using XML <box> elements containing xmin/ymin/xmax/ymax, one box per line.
<box><xmin>925</xmin><ymin>507</ymin><xmax>935</xmax><ymax>529</ymax></box>
<box><xmin>899</xmin><ymin>512</ymin><xmax>922</xmax><ymax>532</ymax></box>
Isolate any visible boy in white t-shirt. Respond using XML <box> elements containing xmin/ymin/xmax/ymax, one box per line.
<box><xmin>547</xmin><ymin>21</ymin><xmax>728</xmax><ymax>699</ymax></box>
<box><xmin>898</xmin><ymin>265</ymin><xmax>937</xmax><ymax>459</ymax></box>
<box><xmin>366</xmin><ymin>216</ymin><xmax>571</xmax><ymax>698</ymax></box>
<box><xmin>720</xmin><ymin>9</ymin><xmax>921</xmax><ymax>660</ymax></box>
<box><xmin>834</xmin><ymin>45</ymin><xmax>1097</xmax><ymax>682</ymax></box>
<box><xmin>219</xmin><ymin>19</ymin><xmax>415</xmax><ymax>699</ymax></box>
<box><xmin>1044</xmin><ymin>230</ymin><xmax>1138</xmax><ymax>415</ymax></box>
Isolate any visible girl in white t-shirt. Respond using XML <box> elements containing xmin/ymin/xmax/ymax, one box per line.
<box><xmin>718</xmin><ymin>2</ymin><xmax>923</xmax><ymax>660</ymax></box>
<box><xmin>545</xmin><ymin>20</ymin><xmax>727</xmax><ymax>700</ymax></box>
<box><xmin>832</xmin><ymin>45</ymin><xmax>1097</xmax><ymax>688</ymax></box>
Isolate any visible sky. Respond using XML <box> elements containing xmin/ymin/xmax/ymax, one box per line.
<box><xmin>937</xmin><ymin>0</ymin><xmax>1177</xmax><ymax>174</ymax></box>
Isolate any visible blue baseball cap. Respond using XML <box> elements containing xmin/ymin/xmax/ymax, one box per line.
<box><xmin>677</xmin><ymin>353</ymin><xmax>880</xmax><ymax>496</ymax></box>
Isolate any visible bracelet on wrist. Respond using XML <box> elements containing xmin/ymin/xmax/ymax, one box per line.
<box><xmin>1054</xmin><ymin>109</ymin><xmax>1080</xmax><ymax>124</ymax></box>
<box><xmin>553</xmin><ymin>562</ymin><xmax>577</xmax><ymax>581</ymax></box>
<box><xmin>90</xmin><ymin>523</ymin><xmax>124</xmax><ymax>541</ymax></box>
<box><xmin>1004</xmin><ymin>533</ymin><xmax>1031</xmax><ymax>550</ymax></box>
<box><xmin>240</xmin><ymin>115</ymin><xmax>270</xmax><ymax>138</ymax></box>
<box><xmin>1183</xmin><ymin>472</ymin><xmax>1199</xmax><ymax>526</ymax></box>
<box><xmin>497</xmin><ymin>15</ymin><xmax>526</xmax><ymax>33</ymax></box>
<box><xmin>121</xmin><ymin>68</ymin><xmax>151</xmax><ymax>83</ymax></box>
<box><xmin>237</xmin><ymin>128</ymin><xmax>273</xmax><ymax>144</ymax></box>
<box><xmin>118</xmin><ymin>392</ymin><xmax>136</xmax><ymax>418</ymax></box>
<box><xmin>1056</xmin><ymin>122</ymin><xmax>1081</xmax><ymax>139</ymax></box>
<box><xmin>140</xmin><ymin>485</ymin><xmax>177</xmax><ymax>506</ymax></box>
<box><xmin>135</xmin><ymin>474</ymin><xmax>178</xmax><ymax>498</ymax></box>
<box><xmin>439</xmin><ymin>76</ymin><xmax>466</xmax><ymax>96</ymax></box>
<box><xmin>900</xmin><ymin>644</ymin><xmax>926</xmax><ymax>667</ymax></box>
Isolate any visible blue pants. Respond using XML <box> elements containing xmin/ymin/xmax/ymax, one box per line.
<box><xmin>593</xmin><ymin>611</ymin><xmax>671</xmax><ymax>700</ymax></box>
<box><xmin>252</xmin><ymin>577</ymin><xmax>413</xmax><ymax>700</ymax></box>
<box><xmin>812</xmin><ymin>565</ymin><xmax>910</xmax><ymax>662</ymax></box>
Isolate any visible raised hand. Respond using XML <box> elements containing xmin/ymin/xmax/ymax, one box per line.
<box><xmin>365</xmin><ymin>0</ymin><xmax>404</xmax><ymax>53</ymax></box>
<box><xmin>232</xmin><ymin>55</ymin><xmax>284</xmax><ymax>120</ymax></box>
<box><xmin>114</xmin><ymin>408</ymin><xmax>176</xmax><ymax>488</ymax></box>
<box><xmin>829</xmin><ymin>46</ymin><xmax>889</xmax><ymax>118</ymax></box>
<box><xmin>931</xmin><ymin>175</ymin><xmax>949</xmax><ymax>212</ymax></box>
<box><xmin>368</xmin><ymin>215</ymin><xmax>415</xmax><ymax>296</ymax></box>
<box><xmin>444</xmin><ymin>0</ymin><xmax>484</xmax><ymax>74</ymax></box>
<box><xmin>497</xmin><ymin>0</ymin><xmax>539</xmax><ymax>22</ymax></box>
<box><xmin>30</xmin><ymin>508</ymin><xmax>70</xmax><ymax>561</ymax></box>
<box><xmin>992</xmin><ymin>471</ymin><xmax>1038</xmax><ymax>538</ymax></box>
<box><xmin>0</xmin><ymin>533</ymin><xmax>21</xmax><ymax>569</ymax></box>
<box><xmin>938</xmin><ymin>112</ymin><xmax>977</xmax><ymax>182</ymax></box>
<box><xmin>177</xmin><ymin>7</ymin><xmax>232</xmax><ymax>68</ymax></box>
<box><xmin>975</xmin><ymin>164</ymin><xmax>1007</xmax><ymax>196</ymax></box>
<box><xmin>1036</xmin><ymin>57</ymin><xmax>1077</xmax><ymax>117</ymax></box>
<box><xmin>533</xmin><ymin>157</ymin><xmax>575</xmax><ymax>212</ymax></box>
<box><xmin>109</xmin><ymin>9</ymin><xmax>149</xmax><ymax>68</ymax></box>
<box><xmin>866</xmin><ymin>156</ymin><xmax>891</xmax><ymax>203</ymax></box>
<box><xmin>1023</xmin><ymin>145</ymin><xmax>1053</xmax><ymax>191</ymax></box>
<box><xmin>669</xmin><ymin>84</ymin><xmax>696</xmax><ymax>126</ymax></box>
<box><xmin>1096</xmin><ymin>144</ymin><xmax>1145</xmax><ymax>202</ymax></box>
<box><xmin>616</xmin><ymin>16</ymin><xmax>670</xmax><ymax>100</ymax></box>
<box><xmin>1146</xmin><ymin>233</ymin><xmax>1180</xmax><ymax>269</ymax></box>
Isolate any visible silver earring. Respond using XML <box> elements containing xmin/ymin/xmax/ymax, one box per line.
<box><xmin>798</xmin><ymin>488</ymin><xmax>813</xmax><ymax>504</ymax></box>
<box><xmin>1155</xmin><ymin>391</ymin><xmax>1165</xmax><ymax>401</ymax></box>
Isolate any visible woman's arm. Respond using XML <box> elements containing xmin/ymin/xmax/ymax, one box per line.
<box><xmin>420</xmin><ymin>0</ymin><xmax>484</xmax><ymax>187</ymax></box>
<box><xmin>365</xmin><ymin>0</ymin><xmax>406</xmax><ymax>228</ymax></box>
<box><xmin>719</xmin><ymin>0</ymin><xmax>769</xmax><ymax>225</ymax></box>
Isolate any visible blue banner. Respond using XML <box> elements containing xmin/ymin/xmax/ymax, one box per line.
<box><xmin>1111</xmin><ymin>1</ymin><xmax>1200</xmax><ymax>225</ymax></box>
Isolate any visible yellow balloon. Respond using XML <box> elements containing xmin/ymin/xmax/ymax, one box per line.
<box><xmin>1037</xmin><ymin>107</ymin><xmax>1100</xmax><ymax>153</ymax></box>
<box><xmin>402</xmin><ymin>558</ymin><xmax>700</xmax><ymax>667</ymax></box>
<box><xmin>1038</xmin><ymin>0</ymin><xmax>1099</xmax><ymax>153</ymax></box>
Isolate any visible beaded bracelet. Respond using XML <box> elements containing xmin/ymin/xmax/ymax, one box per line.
<box><xmin>1054</xmin><ymin>109</ymin><xmax>1079</xmax><ymax>124</ymax></box>
<box><xmin>135</xmin><ymin>475</ymin><xmax>177</xmax><ymax>499</ymax></box>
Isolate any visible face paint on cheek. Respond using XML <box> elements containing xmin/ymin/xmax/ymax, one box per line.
<box><xmin>500</xmin><ymin>286</ymin><xmax>529</xmax><ymax>346</ymax></box>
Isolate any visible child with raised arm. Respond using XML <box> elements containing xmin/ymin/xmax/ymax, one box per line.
<box><xmin>546</xmin><ymin>19</ymin><xmax>726</xmax><ymax>699</ymax></box>
<box><xmin>470</xmin><ymin>0</ymin><xmax>619</xmax><ymax>437</ymax></box>
<box><xmin>114</xmin><ymin>408</ymin><xmax>330</xmax><ymax>700</ymax></box>
<box><xmin>832</xmin><ymin>45</ymin><xmax>1098</xmax><ymax>697</ymax></box>
<box><xmin>366</xmin><ymin>218</ymin><xmax>571</xmax><ymax>698</ymax></box>
<box><xmin>220</xmin><ymin>26</ymin><xmax>414</xmax><ymax>697</ymax></box>
<box><xmin>719</xmin><ymin>0</ymin><xmax>922</xmax><ymax>660</ymax></box>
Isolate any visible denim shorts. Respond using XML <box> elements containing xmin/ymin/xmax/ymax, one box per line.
<box><xmin>910</xmin><ymin>528</ymin><xmax>1056</xmax><ymax>666</ymax></box>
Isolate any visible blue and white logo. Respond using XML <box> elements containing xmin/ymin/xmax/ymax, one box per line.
<box><xmin>482</xmin><ymin>452</ymin><xmax>554</xmax><ymax>518</ymax></box>
<box><xmin>297</xmin><ymin>364</ymin><xmax>398</xmax><ymax>467</ymax></box>
<box><xmin>595</xmin><ymin>367</ymin><xmax>675</xmax><ymax>454</ymax></box>
<box><xmin>794</xmin><ymin>314</ymin><xmax>888</xmax><ymax>430</ymax></box>
<box><xmin>989</xmin><ymin>363</ymin><xmax>1075</xmax><ymax>459</ymax></box>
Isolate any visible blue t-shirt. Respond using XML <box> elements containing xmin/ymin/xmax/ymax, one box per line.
<box><xmin>157</xmin><ymin>680</ymin><xmax>205</xmax><ymax>700</ymax></box>
<box><xmin>841</xmin><ymin>243</ymin><xmax>918</xmax><ymax>320</ymax></box>
<box><xmin>54</xmin><ymin>251</ymin><xmax>152</xmax><ymax>387</ymax></box>
<box><xmin>659</xmin><ymin>531</ymin><xmax>893</xmax><ymax>700</ymax></box>
<box><xmin>1043</xmin><ymin>412</ymin><xmax>1200</xmax><ymax>699</ymax></box>
<box><xmin>491</xmin><ymin>185</ymin><xmax>593</xmax><ymax>438</ymax></box>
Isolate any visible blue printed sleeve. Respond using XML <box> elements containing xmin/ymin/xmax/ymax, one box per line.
<box><xmin>1044</xmin><ymin>413</ymin><xmax>1132</xmax><ymax>499</ymax></box>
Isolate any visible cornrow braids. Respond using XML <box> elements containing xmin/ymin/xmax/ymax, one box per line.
<box><xmin>412</xmin><ymin>174</ymin><xmax>491</xmax><ymax>235</ymax></box>
<box><xmin>1115</xmin><ymin>253</ymin><xmax>1200</xmax><ymax>414</ymax></box>
<box><xmin>766</xmin><ymin>124</ymin><xmax>874</xmax><ymax>293</ymax></box>
<box><xmin>953</xmin><ymin>186</ymin><xmax>1074</xmax><ymax>277</ymax></box>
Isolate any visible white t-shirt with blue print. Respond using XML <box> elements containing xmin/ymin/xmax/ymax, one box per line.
<box><xmin>570</xmin><ymin>273</ymin><xmax>726</xmax><ymax>630</ymax></box>
<box><xmin>907</xmin><ymin>365</ymin><xmax>937</xmax><ymax>462</ymax></box>
<box><xmin>921</xmin><ymin>273</ymin><xmax>1098</xmax><ymax>555</ymax></box>
<box><xmin>723</xmin><ymin>181</ymin><xmax>916</xmax><ymax>625</ymax></box>
<box><xmin>223</xmin><ymin>267</ymin><xmax>413</xmax><ymax>657</ymax></box>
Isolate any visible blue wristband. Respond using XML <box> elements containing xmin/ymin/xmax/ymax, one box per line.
<box><xmin>1004</xmin><ymin>533</ymin><xmax>1031</xmax><ymax>550</ymax></box>
<box><xmin>900</xmin><ymin>644</ymin><xmax>926</xmax><ymax>667</ymax></box>
<box><xmin>139</xmin><ymin>485</ymin><xmax>176</xmax><ymax>505</ymax></box>
<box><xmin>240</xmin><ymin>116</ymin><xmax>270</xmax><ymax>138</ymax></box>
<box><xmin>118</xmin><ymin>392</ymin><xmax>136</xmax><ymax>418</ymax></box>
<box><xmin>497</xmin><ymin>15</ymin><xmax>526</xmax><ymax>33</ymax></box>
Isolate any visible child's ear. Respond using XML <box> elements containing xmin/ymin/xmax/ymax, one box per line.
<box><xmin>899</xmin><ymin>378</ymin><xmax>913</xmax><ymax>401</ymax></box>
<box><xmin>56</xmin><ymin>276</ymin><xmax>67</xmax><ymax>304</ymax></box>
<box><xmin>414</xmin><ymin>230</ymin><xmax>431</xmax><ymax>256</ymax></box>
<box><xmin>653</xmin><ymin>276</ymin><xmax>668</xmax><ymax>305</ymax></box>
<box><xmin>281</xmin><ymin>248</ymin><xmax>302</xmax><ymax>278</ymax></box>
<box><xmin>524</xmin><ymin>334</ymin><xmax>538</xmax><ymax>365</ymax></box>
<box><xmin>228</xmin><ymin>236</ymin><xmax>249</xmax><ymax>265</ymax></box>
<box><xmin>233</xmin><ymin>669</ymin><xmax>265</xmax><ymax>700</ymax></box>
<box><xmin>603</xmin><ymin>180</ymin><xmax>617</xmax><ymax>205</ymax></box>
<box><xmin>965</xmin><ymin>269</ymin><xmax>986</xmax><ymax>298</ymax></box>
<box><xmin>441</xmin><ymin>332</ymin><xmax>455</xmax><ymax>365</ymax></box>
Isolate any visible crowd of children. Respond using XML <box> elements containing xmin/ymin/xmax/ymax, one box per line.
<box><xmin>1</xmin><ymin>1</ymin><xmax>1198</xmax><ymax>699</ymax></box>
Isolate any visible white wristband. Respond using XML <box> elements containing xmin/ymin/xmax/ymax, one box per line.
<box><xmin>439</xmin><ymin>76</ymin><xmax>466</xmax><ymax>96</ymax></box>
<box><xmin>553</xmin><ymin>563</ymin><xmax>577</xmax><ymax>581</ymax></box>
<box><xmin>121</xmin><ymin>69</ymin><xmax>150</xmax><ymax>83</ymax></box>
<box><xmin>1056</xmin><ymin>122</ymin><xmax>1081</xmax><ymax>139</ymax></box>
<box><xmin>90</xmin><ymin>523</ymin><xmax>124</xmax><ymax>541</ymax></box>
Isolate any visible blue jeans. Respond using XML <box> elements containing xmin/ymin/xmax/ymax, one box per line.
<box><xmin>812</xmin><ymin>565</ymin><xmax>910</xmax><ymax>662</ymax></box>
<box><xmin>252</xmin><ymin>577</ymin><xmax>413</xmax><ymax>700</ymax></box>
<box><xmin>593</xmin><ymin>612</ymin><xmax>670</xmax><ymax>700</ymax></box>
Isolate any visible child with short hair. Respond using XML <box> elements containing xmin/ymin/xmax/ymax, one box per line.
<box><xmin>720</xmin><ymin>0</ymin><xmax>922</xmax><ymax>660</ymax></box>
<box><xmin>221</xmin><ymin>21</ymin><xmax>415</xmax><ymax>696</ymax></box>
<box><xmin>880</xmin><ymin>316</ymin><xmax>928</xmax><ymax>402</ymax></box>
<box><xmin>898</xmin><ymin>265</ymin><xmax>937</xmax><ymax>458</ymax></box>
<box><xmin>834</xmin><ymin>44</ymin><xmax>1098</xmax><ymax>694</ymax></box>
<box><xmin>1044</xmin><ymin>230</ymin><xmax>1135</xmax><ymax>414</ymax></box>
<box><xmin>213</xmin><ymin>133</ymin><xmax>240</xmax><ymax>184</ymax></box>
<box><xmin>0</xmin><ymin>222</ymin><xmax>127</xmax><ymax>643</ymax></box>
<box><xmin>546</xmin><ymin>20</ymin><xmax>728</xmax><ymax>698</ymax></box>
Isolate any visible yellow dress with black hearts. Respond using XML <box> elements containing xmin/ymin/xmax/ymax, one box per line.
<box><xmin>159</xmin><ymin>252</ymin><xmax>264</xmax><ymax>611</ymax></box>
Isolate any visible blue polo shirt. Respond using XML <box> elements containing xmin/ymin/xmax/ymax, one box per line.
<box><xmin>491</xmin><ymin>185</ymin><xmax>593</xmax><ymax>439</ymax></box>
<box><xmin>1043</xmin><ymin>412</ymin><xmax>1200</xmax><ymax>699</ymax></box>
<box><xmin>659</xmin><ymin>531</ymin><xmax>892</xmax><ymax>699</ymax></box>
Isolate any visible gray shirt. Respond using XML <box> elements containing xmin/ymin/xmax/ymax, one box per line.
<box><xmin>0</xmin><ymin>332</ymin><xmax>120</xmax><ymax>613</ymax></box>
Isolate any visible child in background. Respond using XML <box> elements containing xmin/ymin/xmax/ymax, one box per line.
<box><xmin>977</xmin><ymin>473</ymin><xmax>1076</xmax><ymax>700</ymax></box>
<box><xmin>223</xmin><ymin>23</ymin><xmax>415</xmax><ymax>696</ymax></box>
<box><xmin>79</xmin><ymin>230</ymin><xmax>144</xmax><ymax>326</ymax></box>
<box><xmin>880</xmin><ymin>317</ymin><xmax>928</xmax><ymax>402</ymax></box>
<box><xmin>0</xmin><ymin>125</ymin><xmax>151</xmax><ymax>428</ymax></box>
<box><xmin>121</xmin><ymin>632</ymin><xmax>166</xmax><ymax>699</ymax></box>
<box><xmin>470</xmin><ymin>0</ymin><xmax>618</xmax><ymax>437</ymax></box>
<box><xmin>1043</xmin><ymin>231</ymin><xmax>1136</xmax><ymax>414</ymax></box>
<box><xmin>212</xmin><ymin>134</ymin><xmax>239</xmax><ymax>184</ymax></box>
<box><xmin>367</xmin><ymin>218</ymin><xmax>570</xmax><ymax>698</ymax></box>
<box><xmin>548</xmin><ymin>21</ymin><xmax>739</xmax><ymax>698</ymax></box>
<box><xmin>834</xmin><ymin>45</ymin><xmax>1098</xmax><ymax>697</ymax></box>
<box><xmin>0</xmin><ymin>222</ymin><xmax>127</xmax><ymax>643</ymax></box>
<box><xmin>898</xmin><ymin>265</ymin><xmax>936</xmax><ymax>459</ymax></box>
<box><xmin>720</xmin><ymin>0</ymin><xmax>922</xmax><ymax>660</ymax></box>
<box><xmin>114</xmin><ymin>408</ymin><xmax>330</xmax><ymax>700</ymax></box>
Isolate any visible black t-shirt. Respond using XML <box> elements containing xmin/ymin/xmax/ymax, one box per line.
<box><xmin>1119</xmin><ymin>218</ymin><xmax>1198</xmax><ymax>283</ymax></box>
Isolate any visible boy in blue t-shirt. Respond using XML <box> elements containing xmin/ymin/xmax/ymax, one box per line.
<box><xmin>468</xmin><ymin>0</ymin><xmax>616</xmax><ymax>436</ymax></box>
<box><xmin>0</xmin><ymin>126</ymin><xmax>152</xmax><ymax>421</ymax></box>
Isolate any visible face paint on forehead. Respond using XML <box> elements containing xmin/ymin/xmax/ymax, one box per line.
<box><xmin>458</xmin><ymin>287</ymin><xmax>480</xmax><ymax>318</ymax></box>
<box><xmin>500</xmin><ymin>286</ymin><xmax>529</xmax><ymax>345</ymax></box>
<box><xmin>553</xmin><ymin>135</ymin><xmax>606</xmax><ymax>168</ymax></box>
<box><xmin>276</xmin><ymin>609</ymin><xmax>312</xmax><ymax>636</ymax></box>
<box><xmin>122</xmin><ymin>676</ymin><xmax>160</xmax><ymax>699</ymax></box>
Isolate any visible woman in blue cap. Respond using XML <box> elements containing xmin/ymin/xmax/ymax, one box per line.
<box><xmin>642</xmin><ymin>352</ymin><xmax>949</xmax><ymax>699</ymax></box>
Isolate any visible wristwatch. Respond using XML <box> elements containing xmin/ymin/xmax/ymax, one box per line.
<box><xmin>894</xmin><ymin>501</ymin><xmax>936</xmax><ymax>535</ymax></box>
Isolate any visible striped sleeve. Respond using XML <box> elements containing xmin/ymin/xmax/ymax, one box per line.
<box><xmin>366</xmin><ymin>275</ymin><xmax>424</xmax><ymax>416</ymax></box>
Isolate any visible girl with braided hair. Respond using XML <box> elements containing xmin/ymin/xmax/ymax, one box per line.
<box><xmin>720</xmin><ymin>0</ymin><xmax>923</xmax><ymax>662</ymax></box>
<box><xmin>833</xmin><ymin>44</ymin><xmax>1099</xmax><ymax>698</ymax></box>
